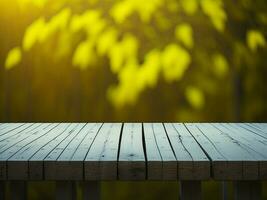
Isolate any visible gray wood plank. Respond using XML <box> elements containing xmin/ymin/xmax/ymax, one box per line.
<box><xmin>118</xmin><ymin>123</ymin><xmax>146</xmax><ymax>180</ymax></box>
<box><xmin>6</xmin><ymin>124</ymin><xmax>59</xmax><ymax>180</ymax></box>
<box><xmin>185</xmin><ymin>123</ymin><xmax>262</xmax><ymax>180</ymax></box>
<box><xmin>8</xmin><ymin>123</ymin><xmax>69</xmax><ymax>180</ymax></box>
<box><xmin>28</xmin><ymin>123</ymin><xmax>77</xmax><ymax>180</ymax></box>
<box><xmin>144</xmin><ymin>123</ymin><xmax>177</xmax><ymax>180</ymax></box>
<box><xmin>44</xmin><ymin>123</ymin><xmax>87</xmax><ymax>180</ymax></box>
<box><xmin>165</xmin><ymin>123</ymin><xmax>210</xmax><ymax>180</ymax></box>
<box><xmin>85</xmin><ymin>123</ymin><xmax>122</xmax><ymax>180</ymax></box>
<box><xmin>0</xmin><ymin>123</ymin><xmax>46</xmax><ymax>152</ymax></box>
<box><xmin>143</xmin><ymin>123</ymin><xmax>162</xmax><ymax>180</ymax></box>
<box><xmin>246</xmin><ymin>123</ymin><xmax>267</xmax><ymax>135</ymax></box>
<box><xmin>238</xmin><ymin>123</ymin><xmax>267</xmax><ymax>138</ymax></box>
<box><xmin>54</xmin><ymin>123</ymin><xmax>102</xmax><ymax>180</ymax></box>
<box><xmin>252</xmin><ymin>123</ymin><xmax>267</xmax><ymax>131</ymax></box>
<box><xmin>0</xmin><ymin>124</ymin><xmax>29</xmax><ymax>138</ymax></box>
<box><xmin>0</xmin><ymin>123</ymin><xmax>23</xmax><ymax>132</ymax></box>
<box><xmin>0</xmin><ymin>124</ymin><xmax>34</xmax><ymax>141</ymax></box>
<box><xmin>0</xmin><ymin>123</ymin><xmax>52</xmax><ymax>180</ymax></box>
<box><xmin>215</xmin><ymin>123</ymin><xmax>267</xmax><ymax>180</ymax></box>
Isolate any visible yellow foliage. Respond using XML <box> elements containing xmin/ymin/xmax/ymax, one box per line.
<box><xmin>5</xmin><ymin>47</ymin><xmax>22</xmax><ymax>70</ymax></box>
<box><xmin>200</xmin><ymin>0</ymin><xmax>227</xmax><ymax>32</ymax></box>
<box><xmin>110</xmin><ymin>0</ymin><xmax>162</xmax><ymax>23</ymax></box>
<box><xmin>108</xmin><ymin>62</ymin><xmax>140</xmax><ymax>107</ymax></box>
<box><xmin>97</xmin><ymin>28</ymin><xmax>118</xmax><ymax>56</ymax></box>
<box><xmin>185</xmin><ymin>86</ymin><xmax>205</xmax><ymax>109</ymax></box>
<box><xmin>181</xmin><ymin>0</ymin><xmax>198</xmax><ymax>15</ymax></box>
<box><xmin>39</xmin><ymin>8</ymin><xmax>71</xmax><ymax>42</ymax></box>
<box><xmin>212</xmin><ymin>53</ymin><xmax>229</xmax><ymax>77</ymax></box>
<box><xmin>175</xmin><ymin>23</ymin><xmax>194</xmax><ymax>48</ymax></box>
<box><xmin>108</xmin><ymin>49</ymin><xmax>162</xmax><ymax>108</ymax></box>
<box><xmin>134</xmin><ymin>0</ymin><xmax>163</xmax><ymax>23</ymax></box>
<box><xmin>246</xmin><ymin>30</ymin><xmax>266</xmax><ymax>52</ymax></box>
<box><xmin>161</xmin><ymin>44</ymin><xmax>191</xmax><ymax>82</ymax></box>
<box><xmin>70</xmin><ymin>10</ymin><xmax>102</xmax><ymax>33</ymax></box>
<box><xmin>110</xmin><ymin>0</ymin><xmax>134</xmax><ymax>24</ymax></box>
<box><xmin>72</xmin><ymin>40</ymin><xmax>95</xmax><ymax>69</ymax></box>
<box><xmin>23</xmin><ymin>17</ymin><xmax>46</xmax><ymax>51</ymax></box>
<box><xmin>23</xmin><ymin>8</ymin><xmax>71</xmax><ymax>51</ymax></box>
<box><xmin>109</xmin><ymin>34</ymin><xmax>138</xmax><ymax>73</ymax></box>
<box><xmin>137</xmin><ymin>49</ymin><xmax>161</xmax><ymax>89</ymax></box>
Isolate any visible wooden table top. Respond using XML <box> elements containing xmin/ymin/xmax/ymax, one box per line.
<box><xmin>0</xmin><ymin>123</ymin><xmax>266</xmax><ymax>181</ymax></box>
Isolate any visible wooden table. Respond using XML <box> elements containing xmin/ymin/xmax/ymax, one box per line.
<box><xmin>0</xmin><ymin>123</ymin><xmax>266</xmax><ymax>200</ymax></box>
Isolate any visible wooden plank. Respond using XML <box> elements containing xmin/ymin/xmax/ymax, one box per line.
<box><xmin>10</xmin><ymin>181</ymin><xmax>27</xmax><ymax>200</ymax></box>
<box><xmin>5</xmin><ymin>124</ymin><xmax>59</xmax><ymax>180</ymax></box>
<box><xmin>8</xmin><ymin>123</ymin><xmax>68</xmax><ymax>180</ymax></box>
<box><xmin>29</xmin><ymin>124</ymin><xmax>78</xmax><ymax>180</ymax></box>
<box><xmin>55</xmin><ymin>123</ymin><xmax>102</xmax><ymax>180</ymax></box>
<box><xmin>234</xmin><ymin>181</ymin><xmax>261</xmax><ymax>200</ymax></box>
<box><xmin>0</xmin><ymin>124</ymin><xmax>34</xmax><ymax>141</ymax></box>
<box><xmin>215</xmin><ymin>123</ymin><xmax>267</xmax><ymax>179</ymax></box>
<box><xmin>179</xmin><ymin>181</ymin><xmax>201</xmax><ymax>200</ymax></box>
<box><xmin>56</xmin><ymin>181</ymin><xmax>76</xmax><ymax>200</ymax></box>
<box><xmin>143</xmin><ymin>123</ymin><xmax>177</xmax><ymax>180</ymax></box>
<box><xmin>83</xmin><ymin>181</ymin><xmax>100</xmax><ymax>200</ymax></box>
<box><xmin>0</xmin><ymin>123</ymin><xmax>26</xmax><ymax>137</ymax></box>
<box><xmin>85</xmin><ymin>123</ymin><xmax>122</xmax><ymax>180</ymax></box>
<box><xmin>44</xmin><ymin>123</ymin><xmax>87</xmax><ymax>180</ymax></box>
<box><xmin>0</xmin><ymin>123</ymin><xmax>46</xmax><ymax>152</ymax></box>
<box><xmin>0</xmin><ymin>123</ymin><xmax>52</xmax><ymax>180</ymax></box>
<box><xmin>185</xmin><ymin>123</ymin><xmax>262</xmax><ymax>180</ymax></box>
<box><xmin>143</xmin><ymin>123</ymin><xmax>162</xmax><ymax>180</ymax></box>
<box><xmin>165</xmin><ymin>123</ymin><xmax>210</xmax><ymax>180</ymax></box>
<box><xmin>118</xmin><ymin>123</ymin><xmax>146</xmax><ymax>180</ymax></box>
<box><xmin>238</xmin><ymin>123</ymin><xmax>267</xmax><ymax>138</ymax></box>
<box><xmin>251</xmin><ymin>123</ymin><xmax>267</xmax><ymax>132</ymax></box>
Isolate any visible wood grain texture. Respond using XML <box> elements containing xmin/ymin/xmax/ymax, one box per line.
<box><xmin>165</xmin><ymin>123</ymin><xmax>210</xmax><ymax>180</ymax></box>
<box><xmin>85</xmin><ymin>123</ymin><xmax>121</xmax><ymax>180</ymax></box>
<box><xmin>118</xmin><ymin>123</ymin><xmax>146</xmax><ymax>180</ymax></box>
<box><xmin>144</xmin><ymin>123</ymin><xmax>177</xmax><ymax>180</ymax></box>
<box><xmin>0</xmin><ymin>123</ymin><xmax>267</xmax><ymax>181</ymax></box>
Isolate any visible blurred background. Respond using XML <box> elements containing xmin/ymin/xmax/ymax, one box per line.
<box><xmin>0</xmin><ymin>0</ymin><xmax>267</xmax><ymax>199</ymax></box>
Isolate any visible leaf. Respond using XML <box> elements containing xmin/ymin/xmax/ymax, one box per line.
<box><xmin>181</xmin><ymin>0</ymin><xmax>198</xmax><ymax>15</ymax></box>
<box><xmin>5</xmin><ymin>47</ymin><xmax>22</xmax><ymax>70</ymax></box>
<box><xmin>247</xmin><ymin>30</ymin><xmax>266</xmax><ymax>52</ymax></box>
<box><xmin>185</xmin><ymin>86</ymin><xmax>205</xmax><ymax>110</ymax></box>
<box><xmin>110</xmin><ymin>0</ymin><xmax>134</xmax><ymax>24</ymax></box>
<box><xmin>72</xmin><ymin>41</ymin><xmax>95</xmax><ymax>70</ymax></box>
<box><xmin>108</xmin><ymin>34</ymin><xmax>139</xmax><ymax>73</ymax></box>
<box><xmin>97</xmin><ymin>28</ymin><xmax>118</xmax><ymax>56</ymax></box>
<box><xmin>212</xmin><ymin>53</ymin><xmax>229</xmax><ymax>77</ymax></box>
<box><xmin>175</xmin><ymin>23</ymin><xmax>194</xmax><ymax>48</ymax></box>
<box><xmin>200</xmin><ymin>0</ymin><xmax>227</xmax><ymax>32</ymax></box>
<box><xmin>23</xmin><ymin>17</ymin><xmax>45</xmax><ymax>51</ymax></box>
<box><xmin>161</xmin><ymin>44</ymin><xmax>191</xmax><ymax>82</ymax></box>
<box><xmin>137</xmin><ymin>49</ymin><xmax>161</xmax><ymax>89</ymax></box>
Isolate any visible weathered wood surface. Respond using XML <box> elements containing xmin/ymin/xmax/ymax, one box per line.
<box><xmin>0</xmin><ymin>123</ymin><xmax>267</xmax><ymax>181</ymax></box>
